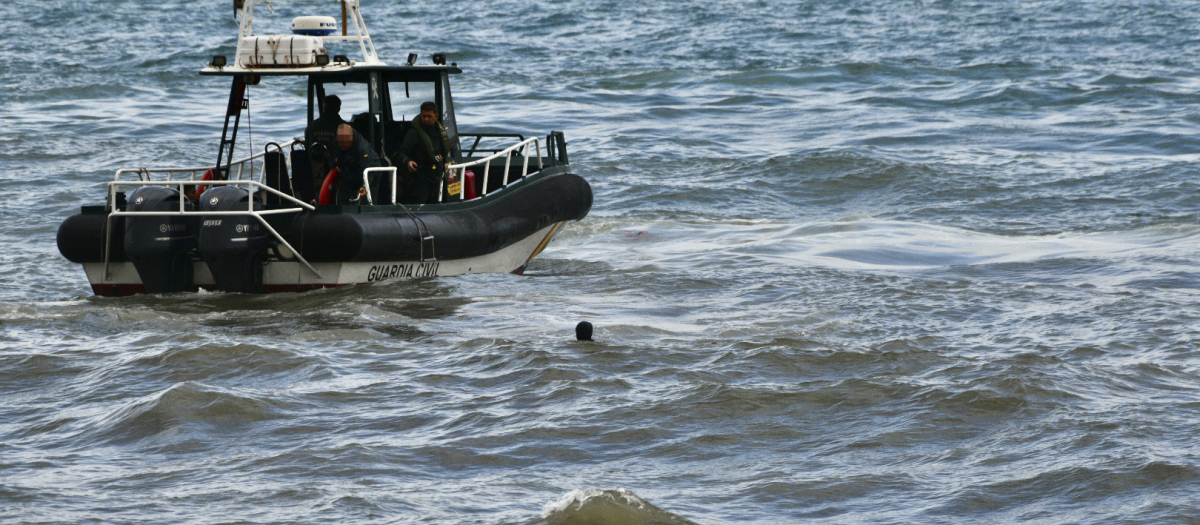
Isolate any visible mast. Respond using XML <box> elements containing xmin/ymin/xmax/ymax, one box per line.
<box><xmin>214</xmin><ymin>76</ymin><xmax>250</xmax><ymax>180</ymax></box>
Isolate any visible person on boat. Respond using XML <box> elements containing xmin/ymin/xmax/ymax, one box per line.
<box><xmin>305</xmin><ymin>95</ymin><xmax>345</xmax><ymax>188</ymax></box>
<box><xmin>333</xmin><ymin>123</ymin><xmax>381</xmax><ymax>204</ymax></box>
<box><xmin>306</xmin><ymin>95</ymin><xmax>344</xmax><ymax>150</ymax></box>
<box><xmin>398</xmin><ymin>101</ymin><xmax>452</xmax><ymax>204</ymax></box>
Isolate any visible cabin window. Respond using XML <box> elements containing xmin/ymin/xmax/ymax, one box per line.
<box><xmin>389</xmin><ymin>81</ymin><xmax>438</xmax><ymax>122</ymax></box>
<box><xmin>320</xmin><ymin>82</ymin><xmax>370</xmax><ymax>121</ymax></box>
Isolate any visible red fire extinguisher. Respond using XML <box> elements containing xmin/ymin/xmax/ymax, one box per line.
<box><xmin>464</xmin><ymin>170</ymin><xmax>477</xmax><ymax>200</ymax></box>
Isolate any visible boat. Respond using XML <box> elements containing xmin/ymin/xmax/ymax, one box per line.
<box><xmin>56</xmin><ymin>0</ymin><xmax>592</xmax><ymax>296</ymax></box>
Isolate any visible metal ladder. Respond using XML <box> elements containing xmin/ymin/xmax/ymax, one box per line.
<box><xmin>394</xmin><ymin>205</ymin><xmax>436</xmax><ymax>262</ymax></box>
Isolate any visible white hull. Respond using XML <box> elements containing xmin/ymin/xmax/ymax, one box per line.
<box><xmin>82</xmin><ymin>222</ymin><xmax>564</xmax><ymax>294</ymax></box>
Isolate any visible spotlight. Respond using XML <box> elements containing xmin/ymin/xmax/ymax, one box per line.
<box><xmin>407</xmin><ymin>53</ymin><xmax>418</xmax><ymax>66</ymax></box>
<box><xmin>315</xmin><ymin>54</ymin><xmax>330</xmax><ymax>66</ymax></box>
<box><xmin>211</xmin><ymin>55</ymin><xmax>227</xmax><ymax>68</ymax></box>
<box><xmin>432</xmin><ymin>53</ymin><xmax>446</xmax><ymax>65</ymax></box>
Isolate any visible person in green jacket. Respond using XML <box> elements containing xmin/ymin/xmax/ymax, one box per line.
<box><xmin>398</xmin><ymin>101</ymin><xmax>452</xmax><ymax>204</ymax></box>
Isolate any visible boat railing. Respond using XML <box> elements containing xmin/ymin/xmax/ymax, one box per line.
<box><xmin>444</xmin><ymin>137</ymin><xmax>543</xmax><ymax>202</ymax></box>
<box><xmin>113</xmin><ymin>139</ymin><xmax>301</xmax><ymax>184</ymax></box>
<box><xmin>362</xmin><ymin>166</ymin><xmax>397</xmax><ymax>205</ymax></box>
<box><xmin>459</xmin><ymin>133</ymin><xmax>526</xmax><ymax>157</ymax></box>
<box><xmin>101</xmin><ymin>179</ymin><xmax>320</xmax><ymax>280</ymax></box>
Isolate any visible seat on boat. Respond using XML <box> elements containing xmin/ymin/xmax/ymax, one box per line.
<box><xmin>262</xmin><ymin>149</ymin><xmax>292</xmax><ymax>205</ymax></box>
<box><xmin>383</xmin><ymin>120</ymin><xmax>409</xmax><ymax>162</ymax></box>
<box><xmin>290</xmin><ymin>148</ymin><xmax>316</xmax><ymax>203</ymax></box>
<box><xmin>350</xmin><ymin>113</ymin><xmax>377</xmax><ymax>150</ymax></box>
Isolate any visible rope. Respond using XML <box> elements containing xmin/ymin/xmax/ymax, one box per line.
<box><xmin>268</xmin><ymin>36</ymin><xmax>281</xmax><ymax>66</ymax></box>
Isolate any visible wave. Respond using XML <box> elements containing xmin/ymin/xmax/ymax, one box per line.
<box><xmin>128</xmin><ymin>343</ymin><xmax>321</xmax><ymax>382</ymax></box>
<box><xmin>931</xmin><ymin>461</ymin><xmax>1200</xmax><ymax>519</ymax></box>
<box><xmin>579</xmin><ymin>216</ymin><xmax>1200</xmax><ymax>277</ymax></box>
<box><xmin>534</xmin><ymin>488</ymin><xmax>700</xmax><ymax>525</ymax></box>
<box><xmin>87</xmin><ymin>381</ymin><xmax>286</xmax><ymax>445</ymax></box>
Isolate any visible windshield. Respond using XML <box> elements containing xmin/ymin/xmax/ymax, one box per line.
<box><xmin>318</xmin><ymin>82</ymin><xmax>368</xmax><ymax>121</ymax></box>
<box><xmin>389</xmin><ymin>81</ymin><xmax>437</xmax><ymax>122</ymax></box>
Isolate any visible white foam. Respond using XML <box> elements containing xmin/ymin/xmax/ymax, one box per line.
<box><xmin>574</xmin><ymin>218</ymin><xmax>1200</xmax><ymax>273</ymax></box>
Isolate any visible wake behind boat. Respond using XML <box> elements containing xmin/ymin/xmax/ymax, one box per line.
<box><xmin>56</xmin><ymin>0</ymin><xmax>592</xmax><ymax>296</ymax></box>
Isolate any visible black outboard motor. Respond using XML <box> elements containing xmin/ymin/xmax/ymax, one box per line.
<box><xmin>198</xmin><ymin>186</ymin><xmax>270</xmax><ymax>293</ymax></box>
<box><xmin>123</xmin><ymin>186</ymin><xmax>198</xmax><ymax>293</ymax></box>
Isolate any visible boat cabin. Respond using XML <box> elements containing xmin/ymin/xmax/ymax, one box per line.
<box><xmin>194</xmin><ymin>0</ymin><xmax>568</xmax><ymax>206</ymax></box>
<box><xmin>200</xmin><ymin>64</ymin><xmax>468</xmax><ymax>203</ymax></box>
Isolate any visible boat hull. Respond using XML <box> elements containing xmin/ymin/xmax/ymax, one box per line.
<box><xmin>59</xmin><ymin>170</ymin><xmax>590</xmax><ymax>296</ymax></box>
<box><xmin>80</xmin><ymin>221</ymin><xmax>566</xmax><ymax>297</ymax></box>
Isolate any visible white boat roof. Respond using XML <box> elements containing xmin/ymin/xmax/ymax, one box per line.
<box><xmin>200</xmin><ymin>64</ymin><xmax>462</xmax><ymax>78</ymax></box>
<box><xmin>202</xmin><ymin>0</ymin><xmax>393</xmax><ymax>75</ymax></box>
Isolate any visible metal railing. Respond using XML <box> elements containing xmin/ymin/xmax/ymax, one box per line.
<box><xmin>113</xmin><ymin>139</ymin><xmax>300</xmax><ymax>184</ymax></box>
<box><xmin>363</xmin><ymin>166</ymin><xmax>397</xmax><ymax>205</ymax></box>
<box><xmin>459</xmin><ymin>133</ymin><xmax>526</xmax><ymax>157</ymax></box>
<box><xmin>102</xmin><ymin>179</ymin><xmax>320</xmax><ymax>280</ymax></box>
<box><xmin>443</xmin><ymin>137</ymin><xmax>543</xmax><ymax>202</ymax></box>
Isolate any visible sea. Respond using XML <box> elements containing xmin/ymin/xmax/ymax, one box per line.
<box><xmin>3</xmin><ymin>0</ymin><xmax>1200</xmax><ymax>523</ymax></box>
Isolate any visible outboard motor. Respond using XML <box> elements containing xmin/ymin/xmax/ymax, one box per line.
<box><xmin>123</xmin><ymin>186</ymin><xmax>198</xmax><ymax>293</ymax></box>
<box><xmin>198</xmin><ymin>186</ymin><xmax>270</xmax><ymax>293</ymax></box>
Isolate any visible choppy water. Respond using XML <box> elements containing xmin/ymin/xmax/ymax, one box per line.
<box><xmin>5</xmin><ymin>0</ymin><xmax>1200</xmax><ymax>523</ymax></box>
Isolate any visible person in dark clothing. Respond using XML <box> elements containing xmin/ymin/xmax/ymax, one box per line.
<box><xmin>306</xmin><ymin>95</ymin><xmax>344</xmax><ymax>150</ymax></box>
<box><xmin>305</xmin><ymin>95</ymin><xmax>344</xmax><ymax>190</ymax></box>
<box><xmin>332</xmin><ymin>123</ymin><xmax>381</xmax><ymax>205</ymax></box>
<box><xmin>398</xmin><ymin>101</ymin><xmax>453</xmax><ymax>205</ymax></box>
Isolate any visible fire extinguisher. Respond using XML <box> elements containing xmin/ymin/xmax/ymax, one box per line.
<box><xmin>464</xmin><ymin>170</ymin><xmax>477</xmax><ymax>200</ymax></box>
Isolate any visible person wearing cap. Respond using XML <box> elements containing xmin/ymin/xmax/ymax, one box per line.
<box><xmin>331</xmin><ymin>123</ymin><xmax>381</xmax><ymax>205</ymax></box>
<box><xmin>398</xmin><ymin>101</ymin><xmax>452</xmax><ymax>205</ymax></box>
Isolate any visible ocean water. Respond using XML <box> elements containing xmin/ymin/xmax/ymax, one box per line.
<box><xmin>4</xmin><ymin>0</ymin><xmax>1200</xmax><ymax>523</ymax></box>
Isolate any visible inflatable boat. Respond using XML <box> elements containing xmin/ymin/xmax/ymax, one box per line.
<box><xmin>56</xmin><ymin>0</ymin><xmax>592</xmax><ymax>296</ymax></box>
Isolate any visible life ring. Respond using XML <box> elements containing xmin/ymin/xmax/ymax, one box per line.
<box><xmin>195</xmin><ymin>168</ymin><xmax>215</xmax><ymax>198</ymax></box>
<box><xmin>318</xmin><ymin>167</ymin><xmax>339</xmax><ymax>205</ymax></box>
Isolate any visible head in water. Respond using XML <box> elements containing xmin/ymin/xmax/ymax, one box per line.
<box><xmin>575</xmin><ymin>321</ymin><xmax>593</xmax><ymax>341</ymax></box>
<box><xmin>419</xmin><ymin>101</ymin><xmax>438</xmax><ymax>126</ymax></box>
<box><xmin>336</xmin><ymin>123</ymin><xmax>354</xmax><ymax>151</ymax></box>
